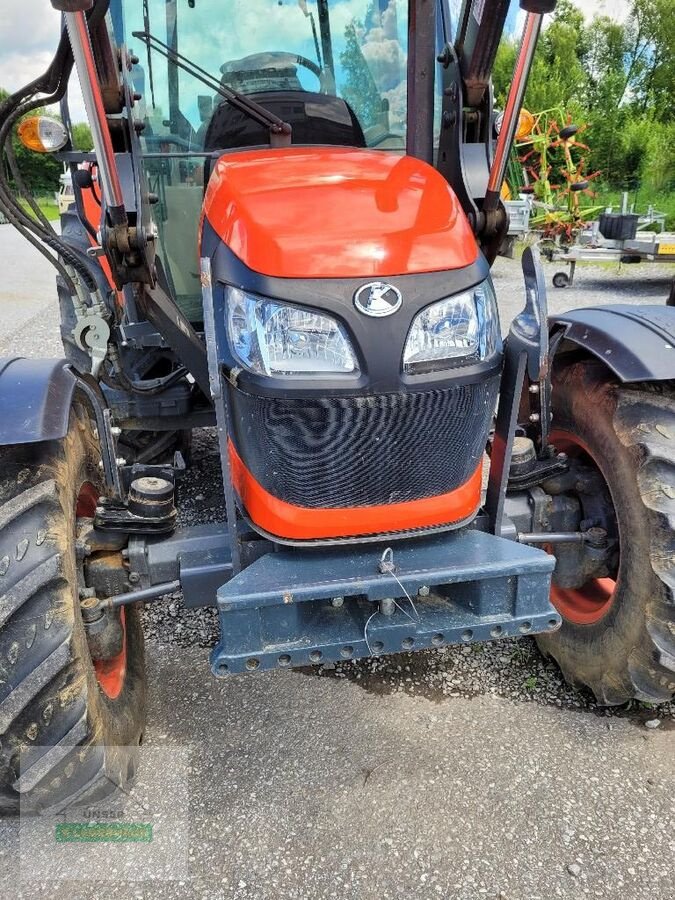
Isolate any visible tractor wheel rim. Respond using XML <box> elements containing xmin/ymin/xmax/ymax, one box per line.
<box><xmin>548</xmin><ymin>430</ymin><xmax>618</xmax><ymax>626</ymax></box>
<box><xmin>76</xmin><ymin>482</ymin><xmax>128</xmax><ymax>700</ymax></box>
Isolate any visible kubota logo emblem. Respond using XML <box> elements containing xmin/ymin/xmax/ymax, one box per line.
<box><xmin>354</xmin><ymin>282</ymin><xmax>402</xmax><ymax>317</ymax></box>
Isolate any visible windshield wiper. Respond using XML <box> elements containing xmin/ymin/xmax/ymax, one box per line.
<box><xmin>131</xmin><ymin>31</ymin><xmax>292</xmax><ymax>147</ymax></box>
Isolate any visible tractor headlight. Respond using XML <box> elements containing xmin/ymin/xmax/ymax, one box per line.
<box><xmin>226</xmin><ymin>287</ymin><xmax>359</xmax><ymax>376</ymax></box>
<box><xmin>403</xmin><ymin>278</ymin><xmax>500</xmax><ymax>374</ymax></box>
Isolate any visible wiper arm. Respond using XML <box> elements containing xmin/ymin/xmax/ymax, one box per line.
<box><xmin>131</xmin><ymin>31</ymin><xmax>292</xmax><ymax>147</ymax></box>
<box><xmin>141</xmin><ymin>1</ymin><xmax>156</xmax><ymax>107</ymax></box>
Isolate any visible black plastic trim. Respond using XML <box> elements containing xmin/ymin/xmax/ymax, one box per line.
<box><xmin>550</xmin><ymin>305</ymin><xmax>675</xmax><ymax>383</ymax></box>
<box><xmin>0</xmin><ymin>358</ymin><xmax>78</xmax><ymax>445</ymax></box>
<box><xmin>205</xmin><ymin>220</ymin><xmax>501</xmax><ymax>396</ymax></box>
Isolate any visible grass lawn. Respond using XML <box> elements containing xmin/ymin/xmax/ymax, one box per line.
<box><xmin>18</xmin><ymin>196</ymin><xmax>60</xmax><ymax>222</ymax></box>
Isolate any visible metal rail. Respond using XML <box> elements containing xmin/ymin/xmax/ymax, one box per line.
<box><xmin>484</xmin><ymin>11</ymin><xmax>543</xmax><ymax>212</ymax></box>
<box><xmin>63</xmin><ymin>9</ymin><xmax>126</xmax><ymax>220</ymax></box>
<box><xmin>109</xmin><ymin>579</ymin><xmax>181</xmax><ymax>608</ymax></box>
<box><xmin>518</xmin><ymin>532</ymin><xmax>586</xmax><ymax>545</ymax></box>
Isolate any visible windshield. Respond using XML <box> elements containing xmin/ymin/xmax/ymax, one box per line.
<box><xmin>118</xmin><ymin>0</ymin><xmax>409</xmax><ymax>151</ymax></box>
<box><xmin>111</xmin><ymin>0</ymin><xmax>409</xmax><ymax>322</ymax></box>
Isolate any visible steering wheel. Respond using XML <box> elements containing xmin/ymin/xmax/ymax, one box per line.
<box><xmin>221</xmin><ymin>51</ymin><xmax>326</xmax><ymax>91</ymax></box>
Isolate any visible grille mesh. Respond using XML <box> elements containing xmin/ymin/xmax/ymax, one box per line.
<box><xmin>230</xmin><ymin>378</ymin><xmax>499</xmax><ymax>509</ymax></box>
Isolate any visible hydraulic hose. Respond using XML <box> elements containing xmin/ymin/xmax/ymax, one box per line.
<box><xmin>0</xmin><ymin>0</ymin><xmax>110</xmax><ymax>296</ymax></box>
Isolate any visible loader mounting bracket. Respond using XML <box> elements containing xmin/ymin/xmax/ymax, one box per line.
<box><xmin>485</xmin><ymin>246</ymin><xmax>551</xmax><ymax>535</ymax></box>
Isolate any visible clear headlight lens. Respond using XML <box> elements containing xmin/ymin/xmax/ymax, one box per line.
<box><xmin>403</xmin><ymin>278</ymin><xmax>500</xmax><ymax>374</ymax></box>
<box><xmin>226</xmin><ymin>287</ymin><xmax>359</xmax><ymax>376</ymax></box>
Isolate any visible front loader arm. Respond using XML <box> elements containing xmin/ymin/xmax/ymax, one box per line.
<box><xmin>436</xmin><ymin>1</ymin><xmax>558</xmax><ymax>261</ymax></box>
<box><xmin>50</xmin><ymin>0</ymin><xmax>211</xmax><ymax>396</ymax></box>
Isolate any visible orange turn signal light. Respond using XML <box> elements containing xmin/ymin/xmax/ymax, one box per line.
<box><xmin>17</xmin><ymin>116</ymin><xmax>69</xmax><ymax>153</ymax></box>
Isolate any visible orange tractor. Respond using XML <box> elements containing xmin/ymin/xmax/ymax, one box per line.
<box><xmin>0</xmin><ymin>0</ymin><xmax>672</xmax><ymax>813</ymax></box>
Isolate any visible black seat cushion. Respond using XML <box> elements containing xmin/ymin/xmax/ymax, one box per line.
<box><xmin>203</xmin><ymin>90</ymin><xmax>366</xmax><ymax>153</ymax></box>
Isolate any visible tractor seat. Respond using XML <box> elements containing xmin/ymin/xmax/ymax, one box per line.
<box><xmin>203</xmin><ymin>90</ymin><xmax>366</xmax><ymax>156</ymax></box>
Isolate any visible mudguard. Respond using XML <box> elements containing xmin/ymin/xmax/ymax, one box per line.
<box><xmin>0</xmin><ymin>358</ymin><xmax>78</xmax><ymax>445</ymax></box>
<box><xmin>550</xmin><ymin>305</ymin><xmax>675</xmax><ymax>383</ymax></box>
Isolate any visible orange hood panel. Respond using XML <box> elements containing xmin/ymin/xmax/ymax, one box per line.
<box><xmin>203</xmin><ymin>147</ymin><xmax>478</xmax><ymax>278</ymax></box>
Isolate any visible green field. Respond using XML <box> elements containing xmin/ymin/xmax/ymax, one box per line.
<box><xmin>18</xmin><ymin>196</ymin><xmax>60</xmax><ymax>222</ymax></box>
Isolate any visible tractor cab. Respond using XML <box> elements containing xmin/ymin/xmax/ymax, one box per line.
<box><xmin>113</xmin><ymin>0</ymin><xmax>429</xmax><ymax>319</ymax></box>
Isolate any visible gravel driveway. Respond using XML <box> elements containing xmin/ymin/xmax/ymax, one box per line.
<box><xmin>0</xmin><ymin>224</ymin><xmax>673</xmax><ymax>899</ymax></box>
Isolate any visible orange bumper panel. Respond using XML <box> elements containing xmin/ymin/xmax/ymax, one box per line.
<box><xmin>228</xmin><ymin>441</ymin><xmax>483</xmax><ymax>541</ymax></box>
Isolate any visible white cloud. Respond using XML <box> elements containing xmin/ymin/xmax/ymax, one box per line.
<box><xmin>570</xmin><ymin>0</ymin><xmax>632</xmax><ymax>22</ymax></box>
<box><xmin>0</xmin><ymin>0</ymin><xmax>87</xmax><ymax>122</ymax></box>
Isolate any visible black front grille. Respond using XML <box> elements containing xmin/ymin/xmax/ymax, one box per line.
<box><xmin>229</xmin><ymin>377</ymin><xmax>499</xmax><ymax>509</ymax></box>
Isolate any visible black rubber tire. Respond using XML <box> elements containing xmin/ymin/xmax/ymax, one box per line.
<box><xmin>0</xmin><ymin>404</ymin><xmax>145</xmax><ymax>815</ymax></box>
<box><xmin>553</xmin><ymin>272</ymin><xmax>570</xmax><ymax>289</ymax></box>
<box><xmin>570</xmin><ymin>180</ymin><xmax>589</xmax><ymax>192</ymax></box>
<box><xmin>537</xmin><ymin>360</ymin><xmax>675</xmax><ymax>705</ymax></box>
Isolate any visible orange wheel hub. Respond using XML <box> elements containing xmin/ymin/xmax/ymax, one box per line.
<box><xmin>548</xmin><ymin>431</ymin><xmax>618</xmax><ymax>626</ymax></box>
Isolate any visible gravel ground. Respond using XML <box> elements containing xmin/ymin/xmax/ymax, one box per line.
<box><xmin>1</xmin><ymin>227</ymin><xmax>674</xmax><ymax>898</ymax></box>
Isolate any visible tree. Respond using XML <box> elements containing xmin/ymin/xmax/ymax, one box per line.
<box><xmin>71</xmin><ymin>122</ymin><xmax>93</xmax><ymax>151</ymax></box>
<box><xmin>494</xmin><ymin>1</ymin><xmax>588</xmax><ymax>113</ymax></box>
<box><xmin>339</xmin><ymin>22</ymin><xmax>383</xmax><ymax>132</ymax></box>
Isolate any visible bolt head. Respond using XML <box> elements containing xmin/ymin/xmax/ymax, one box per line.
<box><xmin>330</xmin><ymin>596</ymin><xmax>344</xmax><ymax>608</ymax></box>
<box><xmin>417</xmin><ymin>585</ymin><xmax>430</xmax><ymax>597</ymax></box>
<box><xmin>529</xmin><ymin>413</ymin><xmax>540</xmax><ymax>423</ymax></box>
<box><xmin>380</xmin><ymin>597</ymin><xmax>395</xmax><ymax>616</ymax></box>
<box><xmin>529</xmin><ymin>383</ymin><xmax>540</xmax><ymax>394</ymax></box>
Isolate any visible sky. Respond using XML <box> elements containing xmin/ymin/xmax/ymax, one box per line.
<box><xmin>0</xmin><ymin>0</ymin><xmax>633</xmax><ymax>126</ymax></box>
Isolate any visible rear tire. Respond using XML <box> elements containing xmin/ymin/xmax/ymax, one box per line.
<box><xmin>537</xmin><ymin>360</ymin><xmax>675</xmax><ymax>705</ymax></box>
<box><xmin>0</xmin><ymin>405</ymin><xmax>145</xmax><ymax>815</ymax></box>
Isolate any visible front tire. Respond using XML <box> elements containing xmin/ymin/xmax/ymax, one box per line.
<box><xmin>537</xmin><ymin>360</ymin><xmax>675</xmax><ymax>705</ymax></box>
<box><xmin>0</xmin><ymin>405</ymin><xmax>146</xmax><ymax>815</ymax></box>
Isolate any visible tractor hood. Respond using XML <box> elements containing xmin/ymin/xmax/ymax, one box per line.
<box><xmin>202</xmin><ymin>147</ymin><xmax>478</xmax><ymax>279</ymax></box>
